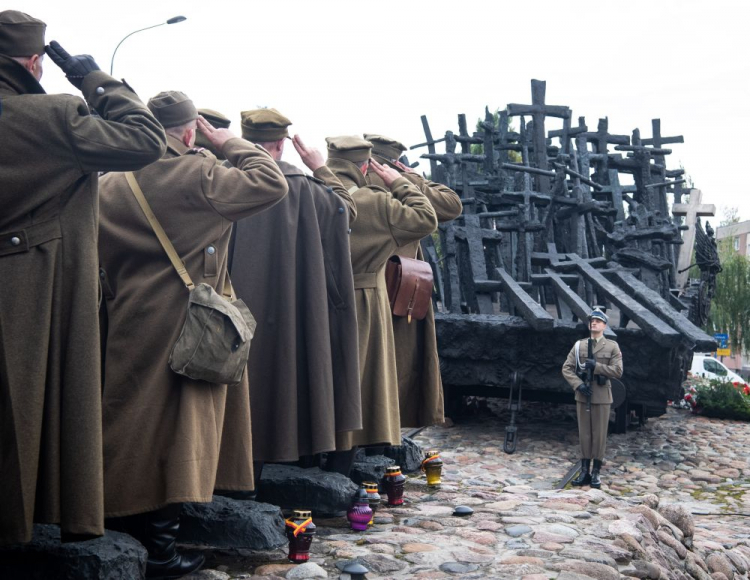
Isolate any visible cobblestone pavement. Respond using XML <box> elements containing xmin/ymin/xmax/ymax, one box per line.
<box><xmin>191</xmin><ymin>402</ymin><xmax>750</xmax><ymax>579</ymax></box>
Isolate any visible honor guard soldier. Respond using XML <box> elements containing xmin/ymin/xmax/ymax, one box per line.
<box><xmin>364</xmin><ymin>134</ymin><xmax>462</xmax><ymax>429</ymax></box>
<box><xmin>228</xmin><ymin>109</ymin><xmax>362</xmax><ymax>480</ymax></box>
<box><xmin>326</xmin><ymin>136</ymin><xmax>437</xmax><ymax>459</ymax></box>
<box><xmin>0</xmin><ymin>10</ymin><xmax>166</xmax><ymax>545</ymax></box>
<box><xmin>98</xmin><ymin>91</ymin><xmax>287</xmax><ymax>577</ymax></box>
<box><xmin>562</xmin><ymin>309</ymin><xmax>623</xmax><ymax>488</ymax></box>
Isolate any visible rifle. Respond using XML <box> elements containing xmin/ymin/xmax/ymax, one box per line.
<box><xmin>585</xmin><ymin>337</ymin><xmax>594</xmax><ymax>412</ymax></box>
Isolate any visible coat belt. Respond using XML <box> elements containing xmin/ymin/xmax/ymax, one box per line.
<box><xmin>0</xmin><ymin>219</ymin><xmax>62</xmax><ymax>257</ymax></box>
<box><xmin>353</xmin><ymin>272</ymin><xmax>382</xmax><ymax>289</ymax></box>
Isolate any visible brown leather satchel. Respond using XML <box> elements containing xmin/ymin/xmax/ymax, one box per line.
<box><xmin>385</xmin><ymin>253</ymin><xmax>434</xmax><ymax>323</ymax></box>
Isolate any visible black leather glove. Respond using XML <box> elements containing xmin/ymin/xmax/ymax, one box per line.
<box><xmin>584</xmin><ymin>358</ymin><xmax>597</xmax><ymax>371</ymax></box>
<box><xmin>45</xmin><ymin>40</ymin><xmax>101</xmax><ymax>90</ymax></box>
<box><xmin>577</xmin><ymin>383</ymin><xmax>592</xmax><ymax>398</ymax></box>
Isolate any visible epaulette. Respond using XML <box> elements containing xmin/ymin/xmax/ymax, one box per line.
<box><xmin>187</xmin><ymin>147</ymin><xmax>212</xmax><ymax>158</ymax></box>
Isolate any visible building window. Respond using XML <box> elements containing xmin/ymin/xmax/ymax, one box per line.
<box><xmin>735</xmin><ymin>237</ymin><xmax>740</xmax><ymax>251</ymax></box>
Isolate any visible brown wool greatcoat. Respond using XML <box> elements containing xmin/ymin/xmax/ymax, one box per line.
<box><xmin>228</xmin><ymin>161</ymin><xmax>362</xmax><ymax>462</ymax></box>
<box><xmin>562</xmin><ymin>337</ymin><xmax>623</xmax><ymax>459</ymax></box>
<box><xmin>327</xmin><ymin>158</ymin><xmax>437</xmax><ymax>448</ymax></box>
<box><xmin>0</xmin><ymin>58</ymin><xmax>166</xmax><ymax>544</ymax></box>
<box><xmin>98</xmin><ymin>135</ymin><xmax>287</xmax><ymax>517</ymax></box>
<box><xmin>368</xmin><ymin>160</ymin><xmax>462</xmax><ymax>427</ymax></box>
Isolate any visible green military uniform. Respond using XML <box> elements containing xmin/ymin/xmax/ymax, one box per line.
<box><xmin>562</xmin><ymin>309</ymin><xmax>623</xmax><ymax>487</ymax></box>
<box><xmin>364</xmin><ymin>134</ymin><xmax>463</xmax><ymax>427</ymax></box>
<box><xmin>0</xmin><ymin>11</ymin><xmax>166</xmax><ymax>545</ymax></box>
<box><xmin>98</xmin><ymin>91</ymin><xmax>287</xmax><ymax>517</ymax></box>
<box><xmin>228</xmin><ymin>110</ymin><xmax>362</xmax><ymax>463</ymax></box>
<box><xmin>326</xmin><ymin>136</ymin><xmax>437</xmax><ymax>448</ymax></box>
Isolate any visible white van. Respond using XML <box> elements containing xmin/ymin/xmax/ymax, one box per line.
<box><xmin>690</xmin><ymin>354</ymin><xmax>747</xmax><ymax>385</ymax></box>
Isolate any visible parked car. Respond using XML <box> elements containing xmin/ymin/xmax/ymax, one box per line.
<box><xmin>690</xmin><ymin>354</ymin><xmax>747</xmax><ymax>385</ymax></box>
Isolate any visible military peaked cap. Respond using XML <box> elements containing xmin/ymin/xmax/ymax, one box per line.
<box><xmin>241</xmin><ymin>108</ymin><xmax>291</xmax><ymax>142</ymax></box>
<box><xmin>0</xmin><ymin>10</ymin><xmax>46</xmax><ymax>57</ymax></box>
<box><xmin>588</xmin><ymin>308</ymin><xmax>608</xmax><ymax>324</ymax></box>
<box><xmin>147</xmin><ymin>91</ymin><xmax>198</xmax><ymax>129</ymax></box>
<box><xmin>326</xmin><ymin>135</ymin><xmax>372</xmax><ymax>163</ymax></box>
<box><xmin>198</xmin><ymin>108</ymin><xmax>231</xmax><ymax>129</ymax></box>
<box><xmin>364</xmin><ymin>133</ymin><xmax>407</xmax><ymax>161</ymax></box>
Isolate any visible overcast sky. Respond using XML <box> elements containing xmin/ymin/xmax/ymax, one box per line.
<box><xmin>23</xmin><ymin>0</ymin><xmax>749</xmax><ymax>225</ymax></box>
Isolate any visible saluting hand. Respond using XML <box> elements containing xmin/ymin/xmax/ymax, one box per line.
<box><xmin>393</xmin><ymin>159</ymin><xmax>418</xmax><ymax>175</ymax></box>
<box><xmin>45</xmin><ymin>40</ymin><xmax>100</xmax><ymax>90</ymax></box>
<box><xmin>292</xmin><ymin>135</ymin><xmax>325</xmax><ymax>172</ymax></box>
<box><xmin>369</xmin><ymin>159</ymin><xmax>401</xmax><ymax>188</ymax></box>
<box><xmin>197</xmin><ymin>116</ymin><xmax>236</xmax><ymax>152</ymax></box>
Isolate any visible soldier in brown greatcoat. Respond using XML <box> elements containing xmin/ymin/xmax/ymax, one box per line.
<box><xmin>365</xmin><ymin>134</ymin><xmax>463</xmax><ymax>428</ymax></box>
<box><xmin>562</xmin><ymin>309</ymin><xmax>623</xmax><ymax>489</ymax></box>
<box><xmin>195</xmin><ymin>107</ymin><xmax>231</xmax><ymax>159</ymax></box>
<box><xmin>0</xmin><ymin>11</ymin><xmax>166</xmax><ymax>545</ymax></box>
<box><xmin>228</xmin><ymin>109</ymin><xmax>362</xmax><ymax>479</ymax></box>
<box><xmin>326</xmin><ymin>136</ymin><xmax>438</xmax><ymax>455</ymax></box>
<box><xmin>98</xmin><ymin>91</ymin><xmax>287</xmax><ymax>577</ymax></box>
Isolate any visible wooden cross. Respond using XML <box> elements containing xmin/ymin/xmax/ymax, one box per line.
<box><xmin>507</xmin><ymin>79</ymin><xmax>570</xmax><ymax>193</ymax></box>
<box><xmin>673</xmin><ymin>189</ymin><xmax>716</xmax><ymax>289</ymax></box>
<box><xmin>548</xmin><ymin>115</ymin><xmax>588</xmax><ymax>155</ymax></box>
<box><xmin>594</xmin><ymin>169</ymin><xmax>636</xmax><ymax>222</ymax></box>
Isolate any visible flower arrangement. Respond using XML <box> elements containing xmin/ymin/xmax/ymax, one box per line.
<box><xmin>681</xmin><ymin>374</ymin><xmax>750</xmax><ymax>421</ymax></box>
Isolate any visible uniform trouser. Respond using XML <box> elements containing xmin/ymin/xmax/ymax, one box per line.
<box><xmin>576</xmin><ymin>402</ymin><xmax>610</xmax><ymax>461</ymax></box>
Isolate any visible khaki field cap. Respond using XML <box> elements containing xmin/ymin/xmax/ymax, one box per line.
<box><xmin>240</xmin><ymin>108</ymin><xmax>291</xmax><ymax>142</ymax></box>
<box><xmin>0</xmin><ymin>10</ymin><xmax>46</xmax><ymax>57</ymax></box>
<box><xmin>198</xmin><ymin>108</ymin><xmax>231</xmax><ymax>129</ymax></box>
<box><xmin>147</xmin><ymin>91</ymin><xmax>198</xmax><ymax>128</ymax></box>
<box><xmin>364</xmin><ymin>134</ymin><xmax>407</xmax><ymax>161</ymax></box>
<box><xmin>326</xmin><ymin>136</ymin><xmax>373</xmax><ymax>163</ymax></box>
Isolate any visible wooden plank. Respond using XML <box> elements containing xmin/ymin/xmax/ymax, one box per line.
<box><xmin>545</xmin><ymin>269</ymin><xmax>616</xmax><ymax>338</ymax></box>
<box><xmin>495</xmin><ymin>267</ymin><xmax>555</xmax><ymax>330</ymax></box>
<box><xmin>606</xmin><ymin>269</ymin><xmax>717</xmax><ymax>351</ymax></box>
<box><xmin>562</xmin><ymin>260</ymin><xmax>682</xmax><ymax>347</ymax></box>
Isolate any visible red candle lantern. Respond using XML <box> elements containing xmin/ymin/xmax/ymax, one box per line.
<box><xmin>285</xmin><ymin>509</ymin><xmax>316</xmax><ymax>563</ymax></box>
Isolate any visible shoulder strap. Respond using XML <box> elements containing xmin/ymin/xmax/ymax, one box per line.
<box><xmin>348</xmin><ymin>185</ymin><xmax>359</xmax><ymax>194</ymax></box>
<box><xmin>124</xmin><ymin>171</ymin><xmax>195</xmax><ymax>290</ymax></box>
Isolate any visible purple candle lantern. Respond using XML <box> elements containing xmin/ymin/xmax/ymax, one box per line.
<box><xmin>347</xmin><ymin>486</ymin><xmax>373</xmax><ymax>531</ymax></box>
<box><xmin>383</xmin><ymin>466</ymin><xmax>406</xmax><ymax>506</ymax></box>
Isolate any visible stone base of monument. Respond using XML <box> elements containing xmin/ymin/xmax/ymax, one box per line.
<box><xmin>350</xmin><ymin>454</ymin><xmax>395</xmax><ymax>487</ymax></box>
<box><xmin>383</xmin><ymin>436</ymin><xmax>424</xmax><ymax>474</ymax></box>
<box><xmin>178</xmin><ymin>496</ymin><xmax>286</xmax><ymax>550</ymax></box>
<box><xmin>256</xmin><ymin>465</ymin><xmax>357</xmax><ymax>517</ymax></box>
<box><xmin>0</xmin><ymin>524</ymin><xmax>147</xmax><ymax>580</ymax></box>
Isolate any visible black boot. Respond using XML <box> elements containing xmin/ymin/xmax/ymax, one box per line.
<box><xmin>325</xmin><ymin>447</ymin><xmax>358</xmax><ymax>477</ymax></box>
<box><xmin>571</xmin><ymin>459</ymin><xmax>591</xmax><ymax>487</ymax></box>
<box><xmin>141</xmin><ymin>504</ymin><xmax>205</xmax><ymax>580</ymax></box>
<box><xmin>590</xmin><ymin>460</ymin><xmax>602</xmax><ymax>489</ymax></box>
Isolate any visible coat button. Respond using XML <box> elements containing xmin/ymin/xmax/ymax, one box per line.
<box><xmin>347</xmin><ymin>228</ymin><xmax>351</xmax><ymax>234</ymax></box>
<box><xmin>326</xmin><ymin>187</ymin><xmax>333</xmax><ymax>194</ymax></box>
<box><xmin>96</xmin><ymin>87</ymin><xmax>105</xmax><ymax>95</ymax></box>
<box><xmin>207</xmin><ymin>245</ymin><xmax>216</xmax><ymax>255</ymax></box>
<box><xmin>10</xmin><ymin>236</ymin><xmax>21</xmax><ymax>246</ymax></box>
<box><xmin>338</xmin><ymin>207</ymin><xmax>344</xmax><ymax>214</ymax></box>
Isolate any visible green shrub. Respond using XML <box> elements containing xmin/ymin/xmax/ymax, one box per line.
<box><xmin>694</xmin><ymin>378</ymin><xmax>750</xmax><ymax>421</ymax></box>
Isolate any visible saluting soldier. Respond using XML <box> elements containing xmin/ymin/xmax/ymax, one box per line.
<box><xmin>562</xmin><ymin>309</ymin><xmax>623</xmax><ymax>488</ymax></box>
<box><xmin>0</xmin><ymin>10</ymin><xmax>166</xmax><ymax>545</ymax></box>
<box><xmin>365</xmin><ymin>134</ymin><xmax>462</xmax><ymax>428</ymax></box>
<box><xmin>228</xmin><ymin>109</ymin><xmax>362</xmax><ymax>479</ymax></box>
<box><xmin>326</xmin><ymin>136</ymin><xmax>437</xmax><ymax>458</ymax></box>
<box><xmin>98</xmin><ymin>91</ymin><xmax>287</xmax><ymax>578</ymax></box>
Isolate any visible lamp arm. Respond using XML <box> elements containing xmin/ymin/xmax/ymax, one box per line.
<box><xmin>110</xmin><ymin>22</ymin><xmax>165</xmax><ymax>75</ymax></box>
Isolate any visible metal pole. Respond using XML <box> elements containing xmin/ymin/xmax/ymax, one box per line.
<box><xmin>110</xmin><ymin>16</ymin><xmax>186</xmax><ymax>76</ymax></box>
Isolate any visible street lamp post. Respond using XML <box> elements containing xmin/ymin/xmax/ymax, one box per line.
<box><xmin>110</xmin><ymin>16</ymin><xmax>187</xmax><ymax>76</ymax></box>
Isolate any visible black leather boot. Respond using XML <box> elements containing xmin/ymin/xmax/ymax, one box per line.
<box><xmin>590</xmin><ymin>459</ymin><xmax>602</xmax><ymax>489</ymax></box>
<box><xmin>325</xmin><ymin>447</ymin><xmax>358</xmax><ymax>477</ymax></box>
<box><xmin>571</xmin><ymin>459</ymin><xmax>591</xmax><ymax>487</ymax></box>
<box><xmin>141</xmin><ymin>504</ymin><xmax>205</xmax><ymax>579</ymax></box>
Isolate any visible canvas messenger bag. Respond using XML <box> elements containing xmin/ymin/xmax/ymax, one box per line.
<box><xmin>385</xmin><ymin>251</ymin><xmax>434</xmax><ymax>323</ymax></box>
<box><xmin>125</xmin><ymin>172</ymin><xmax>256</xmax><ymax>385</ymax></box>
